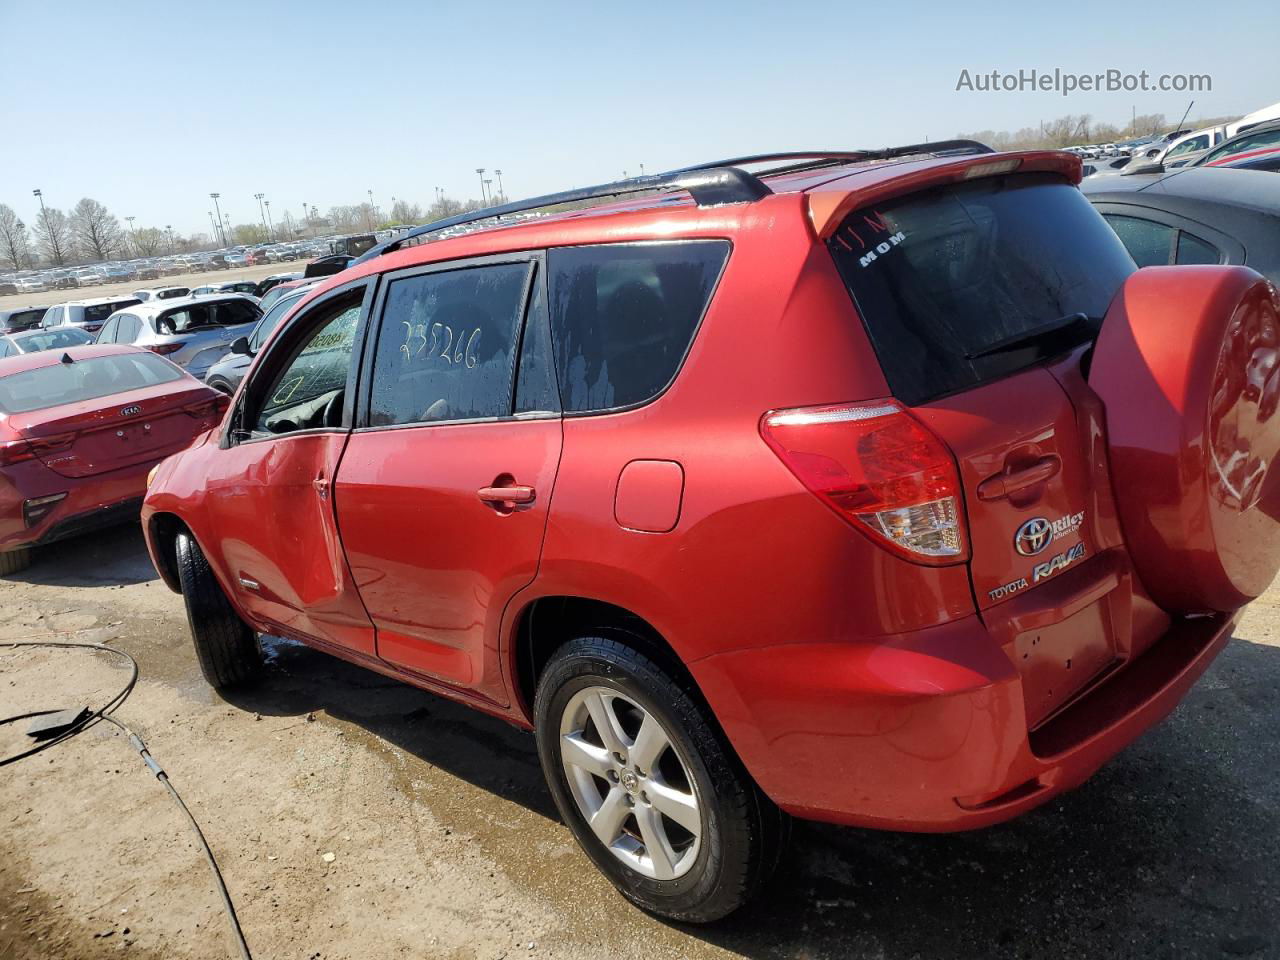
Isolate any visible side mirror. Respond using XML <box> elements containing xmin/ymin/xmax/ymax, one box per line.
<box><xmin>230</xmin><ymin>336</ymin><xmax>251</xmax><ymax>356</ymax></box>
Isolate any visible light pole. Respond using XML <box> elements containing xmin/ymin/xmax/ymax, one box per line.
<box><xmin>32</xmin><ymin>188</ymin><xmax>62</xmax><ymax>266</ymax></box>
<box><xmin>209</xmin><ymin>193</ymin><xmax>225</xmax><ymax>247</ymax></box>
<box><xmin>125</xmin><ymin>216</ymin><xmax>137</xmax><ymax>255</ymax></box>
<box><xmin>264</xmin><ymin>200</ymin><xmax>273</xmax><ymax>240</ymax></box>
<box><xmin>207</xmin><ymin>210</ymin><xmax>218</xmax><ymax>243</ymax></box>
<box><xmin>494</xmin><ymin>169</ymin><xmax>504</xmax><ymax>200</ymax></box>
<box><xmin>639</xmin><ymin>163</ymin><xmax>645</xmax><ymax>175</ymax></box>
<box><xmin>166</xmin><ymin>224</ymin><xmax>174</xmax><ymax>253</ymax></box>
<box><xmin>475</xmin><ymin>168</ymin><xmax>487</xmax><ymax>204</ymax></box>
<box><xmin>484</xmin><ymin>179</ymin><xmax>493</xmax><ymax>203</ymax></box>
<box><xmin>254</xmin><ymin>193</ymin><xmax>267</xmax><ymax>241</ymax></box>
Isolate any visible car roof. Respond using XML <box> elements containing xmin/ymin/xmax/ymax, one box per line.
<box><xmin>319</xmin><ymin>149</ymin><xmax>1074</xmax><ymax>302</ymax></box>
<box><xmin>53</xmin><ymin>295</ymin><xmax>145</xmax><ymax>307</ymax></box>
<box><xmin>1081</xmin><ymin>166</ymin><xmax>1280</xmax><ymax>214</ymax></box>
<box><xmin>0</xmin><ymin>343</ymin><xmax>150</xmax><ymax>376</ymax></box>
<box><xmin>122</xmin><ymin>293</ymin><xmax>257</xmax><ymax>316</ymax></box>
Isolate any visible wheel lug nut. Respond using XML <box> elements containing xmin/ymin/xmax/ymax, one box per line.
<box><xmin>607</xmin><ymin>770</ymin><xmax>619</xmax><ymax>782</ymax></box>
<box><xmin>613</xmin><ymin>752</ymin><xmax>626</xmax><ymax>765</ymax></box>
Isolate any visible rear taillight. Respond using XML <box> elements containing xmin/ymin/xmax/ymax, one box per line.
<box><xmin>147</xmin><ymin>342</ymin><xmax>186</xmax><ymax>356</ymax></box>
<box><xmin>0</xmin><ymin>433</ymin><xmax>75</xmax><ymax>467</ymax></box>
<box><xmin>760</xmin><ymin>401</ymin><xmax>968</xmax><ymax>565</ymax></box>
<box><xmin>184</xmin><ymin>395</ymin><xmax>230</xmax><ymax>421</ymax></box>
<box><xmin>0</xmin><ymin>439</ymin><xmax>34</xmax><ymax>467</ymax></box>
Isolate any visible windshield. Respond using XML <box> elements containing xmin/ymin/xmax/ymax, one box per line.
<box><xmin>0</xmin><ymin>353</ymin><xmax>184</xmax><ymax>413</ymax></box>
<box><xmin>12</xmin><ymin>328</ymin><xmax>94</xmax><ymax>353</ymax></box>
<box><xmin>828</xmin><ymin>174</ymin><xmax>1135</xmax><ymax>405</ymax></box>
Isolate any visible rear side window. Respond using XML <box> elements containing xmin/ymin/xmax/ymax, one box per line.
<box><xmin>1176</xmin><ymin>231</ymin><xmax>1222</xmax><ymax>265</ymax></box>
<box><xmin>85</xmin><ymin>300</ymin><xmax>141</xmax><ymax>324</ymax></box>
<box><xmin>367</xmin><ymin>262</ymin><xmax>530</xmax><ymax>427</ymax></box>
<box><xmin>215</xmin><ymin>299</ymin><xmax>260</xmax><ymax>326</ymax></box>
<box><xmin>547</xmin><ymin>241</ymin><xmax>729</xmax><ymax>413</ymax></box>
<box><xmin>0</xmin><ymin>353</ymin><xmax>183</xmax><ymax>413</ymax></box>
<box><xmin>829</xmin><ymin>175</ymin><xmax>1134</xmax><ymax>406</ymax></box>
<box><xmin>1104</xmin><ymin>214</ymin><xmax>1175</xmax><ymax>266</ymax></box>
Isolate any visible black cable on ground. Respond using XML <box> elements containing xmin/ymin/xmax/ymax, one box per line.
<box><xmin>0</xmin><ymin>641</ymin><xmax>254</xmax><ymax>960</ymax></box>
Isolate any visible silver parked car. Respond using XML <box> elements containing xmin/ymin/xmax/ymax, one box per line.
<box><xmin>95</xmin><ymin>294</ymin><xmax>262</xmax><ymax>380</ymax></box>
<box><xmin>40</xmin><ymin>296</ymin><xmax>144</xmax><ymax>335</ymax></box>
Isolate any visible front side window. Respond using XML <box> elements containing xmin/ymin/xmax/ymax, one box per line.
<box><xmin>367</xmin><ymin>262</ymin><xmax>530</xmax><ymax>427</ymax></box>
<box><xmin>547</xmin><ymin>241</ymin><xmax>729</xmax><ymax>413</ymax></box>
<box><xmin>97</xmin><ymin>316</ymin><xmax>119</xmax><ymax>343</ymax></box>
<box><xmin>250</xmin><ymin>296</ymin><xmax>362</xmax><ymax>435</ymax></box>
<box><xmin>251</xmin><ymin>294</ymin><xmax>305</xmax><ymax>352</ymax></box>
<box><xmin>1166</xmin><ymin>135</ymin><xmax>1209</xmax><ymax>158</ymax></box>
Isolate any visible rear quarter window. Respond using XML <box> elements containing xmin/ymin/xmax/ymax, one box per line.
<box><xmin>828</xmin><ymin>174</ymin><xmax>1134</xmax><ymax>406</ymax></box>
<box><xmin>547</xmin><ymin>240</ymin><xmax>729</xmax><ymax>413</ymax></box>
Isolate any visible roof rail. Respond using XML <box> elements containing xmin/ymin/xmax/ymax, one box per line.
<box><xmin>352</xmin><ymin>140</ymin><xmax>993</xmax><ymax>266</ymax></box>
<box><xmin>352</xmin><ymin>167</ymin><xmax>771</xmax><ymax>265</ymax></box>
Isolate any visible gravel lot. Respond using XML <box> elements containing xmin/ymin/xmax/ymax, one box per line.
<box><xmin>1</xmin><ymin>525</ymin><xmax>1278</xmax><ymax>960</ymax></box>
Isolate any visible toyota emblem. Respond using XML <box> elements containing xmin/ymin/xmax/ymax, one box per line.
<box><xmin>1014</xmin><ymin>517</ymin><xmax>1053</xmax><ymax>556</ymax></box>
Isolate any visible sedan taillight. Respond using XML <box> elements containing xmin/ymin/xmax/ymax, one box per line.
<box><xmin>760</xmin><ymin>401</ymin><xmax>968</xmax><ymax>565</ymax></box>
<box><xmin>147</xmin><ymin>342</ymin><xmax>186</xmax><ymax>356</ymax></box>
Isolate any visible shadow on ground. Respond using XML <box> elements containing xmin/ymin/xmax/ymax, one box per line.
<box><xmin>222</xmin><ymin>626</ymin><xmax>1279</xmax><ymax>960</ymax></box>
<box><xmin>4</xmin><ymin>523</ymin><xmax>159</xmax><ymax>589</ymax></box>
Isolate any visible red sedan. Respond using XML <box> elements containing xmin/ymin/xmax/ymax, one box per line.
<box><xmin>0</xmin><ymin>344</ymin><xmax>227</xmax><ymax>573</ymax></box>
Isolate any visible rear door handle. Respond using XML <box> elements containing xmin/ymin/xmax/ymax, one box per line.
<box><xmin>978</xmin><ymin>456</ymin><xmax>1061</xmax><ymax>501</ymax></box>
<box><xmin>477</xmin><ymin>484</ymin><xmax>536</xmax><ymax>506</ymax></box>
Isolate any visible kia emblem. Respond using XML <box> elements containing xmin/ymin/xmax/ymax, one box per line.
<box><xmin>1014</xmin><ymin>517</ymin><xmax>1053</xmax><ymax>556</ymax></box>
<box><xmin>120</xmin><ymin>404</ymin><xmax>142</xmax><ymax>417</ymax></box>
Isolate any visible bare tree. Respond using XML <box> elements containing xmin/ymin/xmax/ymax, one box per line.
<box><xmin>0</xmin><ymin>204</ymin><xmax>34</xmax><ymax>270</ymax></box>
<box><xmin>389</xmin><ymin>199</ymin><xmax>423</xmax><ymax>224</ymax></box>
<box><xmin>70</xmin><ymin>198</ymin><xmax>125</xmax><ymax>262</ymax></box>
<box><xmin>33</xmin><ymin>205</ymin><xmax>72</xmax><ymax>266</ymax></box>
<box><xmin>132</xmin><ymin>227</ymin><xmax>166</xmax><ymax>256</ymax></box>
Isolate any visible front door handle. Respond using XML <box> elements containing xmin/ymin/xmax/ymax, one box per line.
<box><xmin>313</xmin><ymin>475</ymin><xmax>331</xmax><ymax>499</ymax></box>
<box><xmin>978</xmin><ymin>456</ymin><xmax>1060</xmax><ymax>501</ymax></box>
<box><xmin>477</xmin><ymin>484</ymin><xmax>536</xmax><ymax>508</ymax></box>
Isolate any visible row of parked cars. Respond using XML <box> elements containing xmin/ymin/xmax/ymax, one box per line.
<box><xmin>2</xmin><ymin>140</ymin><xmax>1280</xmax><ymax>923</ymax></box>
<box><xmin>0</xmin><ymin>236</ymin><xmax>369</xmax><ymax>296</ymax></box>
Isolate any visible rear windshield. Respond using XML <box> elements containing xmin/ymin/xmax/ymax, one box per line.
<box><xmin>0</xmin><ymin>353</ymin><xmax>184</xmax><ymax>413</ymax></box>
<box><xmin>12</xmin><ymin>328</ymin><xmax>94</xmax><ymax>353</ymax></box>
<box><xmin>84</xmin><ymin>300</ymin><xmax>141</xmax><ymax>324</ymax></box>
<box><xmin>828</xmin><ymin>174</ymin><xmax>1135</xmax><ymax>406</ymax></box>
<box><xmin>2</xmin><ymin>309</ymin><xmax>46</xmax><ymax>329</ymax></box>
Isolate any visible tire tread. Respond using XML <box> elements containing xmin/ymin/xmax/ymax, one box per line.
<box><xmin>175</xmin><ymin>532</ymin><xmax>261</xmax><ymax>688</ymax></box>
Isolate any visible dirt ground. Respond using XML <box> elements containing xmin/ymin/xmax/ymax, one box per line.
<box><xmin>1</xmin><ymin>526</ymin><xmax>1278</xmax><ymax>960</ymax></box>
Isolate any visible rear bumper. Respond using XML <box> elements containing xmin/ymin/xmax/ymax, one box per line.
<box><xmin>0</xmin><ymin>459</ymin><xmax>153</xmax><ymax>552</ymax></box>
<box><xmin>691</xmin><ymin>606</ymin><xmax>1233</xmax><ymax>832</ymax></box>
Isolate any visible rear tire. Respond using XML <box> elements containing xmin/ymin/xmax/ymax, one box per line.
<box><xmin>174</xmin><ymin>532</ymin><xmax>261</xmax><ymax>689</ymax></box>
<box><xmin>206</xmin><ymin>378</ymin><xmax>234</xmax><ymax>396</ymax></box>
<box><xmin>0</xmin><ymin>548</ymin><xmax>32</xmax><ymax>576</ymax></box>
<box><xmin>534</xmin><ymin>635</ymin><xmax>785</xmax><ymax>922</ymax></box>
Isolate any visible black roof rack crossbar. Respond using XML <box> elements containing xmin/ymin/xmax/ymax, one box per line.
<box><xmin>353</xmin><ymin>140</ymin><xmax>993</xmax><ymax>266</ymax></box>
<box><xmin>352</xmin><ymin>166</ymin><xmax>771</xmax><ymax>265</ymax></box>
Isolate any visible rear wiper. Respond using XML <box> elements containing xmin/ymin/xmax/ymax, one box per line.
<box><xmin>966</xmin><ymin>312</ymin><xmax>1097</xmax><ymax>361</ymax></box>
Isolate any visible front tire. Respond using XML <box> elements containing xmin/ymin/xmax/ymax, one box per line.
<box><xmin>174</xmin><ymin>532</ymin><xmax>262</xmax><ymax>688</ymax></box>
<box><xmin>534</xmin><ymin>636</ymin><xmax>785</xmax><ymax>922</ymax></box>
<box><xmin>0</xmin><ymin>548</ymin><xmax>32</xmax><ymax>576</ymax></box>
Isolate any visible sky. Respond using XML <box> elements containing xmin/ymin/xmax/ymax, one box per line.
<box><xmin>2</xmin><ymin>0</ymin><xmax>1277</xmax><ymax>238</ymax></box>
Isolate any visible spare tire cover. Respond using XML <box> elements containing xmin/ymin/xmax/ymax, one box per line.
<box><xmin>1089</xmin><ymin>265</ymin><xmax>1280</xmax><ymax>614</ymax></box>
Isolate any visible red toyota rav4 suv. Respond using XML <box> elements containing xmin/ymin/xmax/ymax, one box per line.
<box><xmin>142</xmin><ymin>144</ymin><xmax>1280</xmax><ymax>921</ymax></box>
